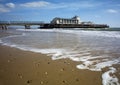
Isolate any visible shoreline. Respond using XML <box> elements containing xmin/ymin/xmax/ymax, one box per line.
<box><xmin>0</xmin><ymin>45</ymin><xmax>102</xmax><ymax>85</ymax></box>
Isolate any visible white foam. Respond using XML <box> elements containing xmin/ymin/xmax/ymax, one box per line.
<box><xmin>77</xmin><ymin>59</ymin><xmax>120</xmax><ymax>71</ymax></box>
<box><xmin>16</xmin><ymin>28</ymin><xmax>60</xmax><ymax>32</ymax></box>
<box><xmin>1</xmin><ymin>31</ymin><xmax>120</xmax><ymax>71</ymax></box>
<box><xmin>2</xmin><ymin>37</ymin><xmax>118</xmax><ymax>72</ymax></box>
<box><xmin>58</xmin><ymin>30</ymin><xmax>120</xmax><ymax>38</ymax></box>
<box><xmin>16</xmin><ymin>29</ymin><xmax>41</xmax><ymax>31</ymax></box>
<box><xmin>102</xmin><ymin>67</ymin><xmax>120</xmax><ymax>85</ymax></box>
<box><xmin>93</xmin><ymin>60</ymin><xmax>119</xmax><ymax>71</ymax></box>
<box><xmin>1</xmin><ymin>30</ymin><xmax>120</xmax><ymax>69</ymax></box>
<box><xmin>1</xmin><ymin>40</ymin><xmax>67</xmax><ymax>60</ymax></box>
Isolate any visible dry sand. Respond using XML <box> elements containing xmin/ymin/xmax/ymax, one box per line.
<box><xmin>0</xmin><ymin>45</ymin><xmax>102</xmax><ymax>85</ymax></box>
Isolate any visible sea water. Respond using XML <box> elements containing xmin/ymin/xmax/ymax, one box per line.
<box><xmin>0</xmin><ymin>28</ymin><xmax>120</xmax><ymax>85</ymax></box>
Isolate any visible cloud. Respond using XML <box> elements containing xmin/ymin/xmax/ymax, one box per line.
<box><xmin>0</xmin><ymin>4</ymin><xmax>10</xmax><ymax>12</ymax></box>
<box><xmin>49</xmin><ymin>2</ymin><xmax>95</xmax><ymax>9</ymax></box>
<box><xmin>0</xmin><ymin>7</ymin><xmax>10</xmax><ymax>12</ymax></box>
<box><xmin>20</xmin><ymin>1</ymin><xmax>50</xmax><ymax>8</ymax></box>
<box><xmin>20</xmin><ymin>1</ymin><xmax>98</xmax><ymax>9</ymax></box>
<box><xmin>107</xmin><ymin>9</ymin><xmax>118</xmax><ymax>13</ymax></box>
<box><xmin>6</xmin><ymin>3</ymin><xmax>15</xmax><ymax>8</ymax></box>
<box><xmin>94</xmin><ymin>15</ymin><xmax>101</xmax><ymax>18</ymax></box>
<box><xmin>0</xmin><ymin>3</ymin><xmax>15</xmax><ymax>13</ymax></box>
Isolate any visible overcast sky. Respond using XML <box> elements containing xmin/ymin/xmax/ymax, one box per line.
<box><xmin>0</xmin><ymin>0</ymin><xmax>120</xmax><ymax>27</ymax></box>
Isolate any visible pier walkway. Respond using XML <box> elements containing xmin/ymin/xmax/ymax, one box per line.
<box><xmin>0</xmin><ymin>21</ymin><xmax>45</xmax><ymax>29</ymax></box>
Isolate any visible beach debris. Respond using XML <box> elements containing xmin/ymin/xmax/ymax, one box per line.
<box><xmin>27</xmin><ymin>80</ymin><xmax>32</xmax><ymax>84</ymax></box>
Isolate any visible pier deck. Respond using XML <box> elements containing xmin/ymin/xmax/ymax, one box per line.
<box><xmin>0</xmin><ymin>21</ymin><xmax>109</xmax><ymax>29</ymax></box>
<box><xmin>41</xmin><ymin>24</ymin><xmax>109</xmax><ymax>29</ymax></box>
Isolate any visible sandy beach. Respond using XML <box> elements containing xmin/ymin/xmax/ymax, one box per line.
<box><xmin>0</xmin><ymin>45</ymin><xmax>102</xmax><ymax>85</ymax></box>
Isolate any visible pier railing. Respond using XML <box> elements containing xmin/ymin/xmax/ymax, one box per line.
<box><xmin>0</xmin><ymin>21</ymin><xmax>45</xmax><ymax>25</ymax></box>
<box><xmin>0</xmin><ymin>21</ymin><xmax>46</xmax><ymax>29</ymax></box>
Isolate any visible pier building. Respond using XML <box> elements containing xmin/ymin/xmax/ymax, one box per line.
<box><xmin>51</xmin><ymin>16</ymin><xmax>81</xmax><ymax>24</ymax></box>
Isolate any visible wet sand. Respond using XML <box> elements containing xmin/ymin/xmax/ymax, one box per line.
<box><xmin>0</xmin><ymin>45</ymin><xmax>102</xmax><ymax>85</ymax></box>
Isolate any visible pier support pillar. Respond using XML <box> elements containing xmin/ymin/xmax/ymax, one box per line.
<box><xmin>1</xmin><ymin>25</ymin><xmax>8</xmax><ymax>30</ymax></box>
<box><xmin>25</xmin><ymin>25</ymin><xmax>31</xmax><ymax>29</ymax></box>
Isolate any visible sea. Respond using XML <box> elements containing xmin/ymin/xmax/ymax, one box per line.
<box><xmin>0</xmin><ymin>28</ymin><xmax>120</xmax><ymax>85</ymax></box>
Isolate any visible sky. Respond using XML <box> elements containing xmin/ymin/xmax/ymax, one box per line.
<box><xmin>0</xmin><ymin>0</ymin><xmax>120</xmax><ymax>27</ymax></box>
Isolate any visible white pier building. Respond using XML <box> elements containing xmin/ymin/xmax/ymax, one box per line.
<box><xmin>51</xmin><ymin>16</ymin><xmax>81</xmax><ymax>24</ymax></box>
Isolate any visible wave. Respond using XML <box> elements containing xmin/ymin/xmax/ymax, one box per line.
<box><xmin>16</xmin><ymin>28</ymin><xmax>120</xmax><ymax>38</ymax></box>
<box><xmin>60</xmin><ymin>30</ymin><xmax>120</xmax><ymax>38</ymax></box>
<box><xmin>1</xmin><ymin>35</ymin><xmax>120</xmax><ymax>71</ymax></box>
<box><xmin>16</xmin><ymin>28</ymin><xmax>58</xmax><ymax>32</ymax></box>
<box><xmin>0</xmin><ymin>29</ymin><xmax>120</xmax><ymax>85</ymax></box>
<box><xmin>102</xmin><ymin>67</ymin><xmax>120</xmax><ymax>85</ymax></box>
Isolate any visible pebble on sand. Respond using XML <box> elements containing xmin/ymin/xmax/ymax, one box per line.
<box><xmin>7</xmin><ymin>60</ymin><xmax>10</xmax><ymax>63</ymax></box>
<box><xmin>62</xmin><ymin>80</ymin><xmax>67</xmax><ymax>83</ymax></box>
<box><xmin>40</xmin><ymin>81</ymin><xmax>43</xmax><ymax>84</ymax></box>
<box><xmin>34</xmin><ymin>61</ymin><xmax>40</xmax><ymax>67</ymax></box>
<box><xmin>17</xmin><ymin>74</ymin><xmax>23</xmax><ymax>79</ymax></box>
<box><xmin>48</xmin><ymin>62</ymin><xmax>50</xmax><ymax>64</ymax></box>
<box><xmin>72</xmin><ymin>69</ymin><xmax>74</xmax><ymax>72</ymax></box>
<box><xmin>76</xmin><ymin>78</ymin><xmax>79</xmax><ymax>82</ymax></box>
<box><xmin>67</xmin><ymin>62</ymin><xmax>70</xmax><ymax>65</ymax></box>
<box><xmin>64</xmin><ymin>61</ymin><xmax>66</xmax><ymax>64</ymax></box>
<box><xmin>60</xmin><ymin>68</ymin><xmax>65</xmax><ymax>71</ymax></box>
<box><xmin>27</xmin><ymin>80</ymin><xmax>32</xmax><ymax>84</ymax></box>
<box><xmin>45</xmin><ymin>72</ymin><xmax>48</xmax><ymax>75</ymax></box>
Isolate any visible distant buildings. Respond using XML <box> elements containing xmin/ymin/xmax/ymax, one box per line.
<box><xmin>51</xmin><ymin>16</ymin><xmax>81</xmax><ymax>24</ymax></box>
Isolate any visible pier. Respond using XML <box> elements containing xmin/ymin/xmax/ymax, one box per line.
<box><xmin>0</xmin><ymin>21</ymin><xmax>109</xmax><ymax>30</ymax></box>
<box><xmin>0</xmin><ymin>21</ymin><xmax>45</xmax><ymax>29</ymax></box>
<box><xmin>0</xmin><ymin>16</ymin><xmax>109</xmax><ymax>29</ymax></box>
